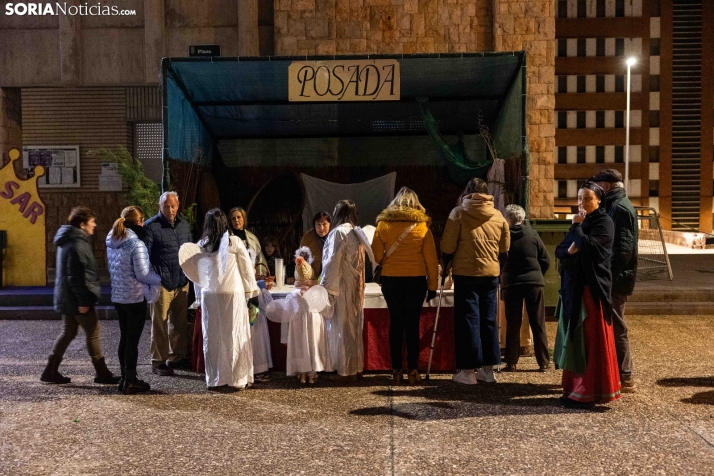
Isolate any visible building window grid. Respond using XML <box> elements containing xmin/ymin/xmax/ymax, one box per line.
<box><xmin>133</xmin><ymin>123</ymin><xmax>163</xmax><ymax>184</ymax></box>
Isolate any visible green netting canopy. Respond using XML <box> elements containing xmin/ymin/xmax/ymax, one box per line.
<box><xmin>162</xmin><ymin>52</ymin><xmax>528</xmax><ymax>205</ymax></box>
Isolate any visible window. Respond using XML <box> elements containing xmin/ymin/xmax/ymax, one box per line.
<box><xmin>615</xmin><ymin>111</ymin><xmax>624</xmax><ymax>128</ymax></box>
<box><xmin>558</xmin><ymin>76</ymin><xmax>568</xmax><ymax>93</ymax></box>
<box><xmin>616</xmin><ymin>0</ymin><xmax>625</xmax><ymax>17</ymax></box>
<box><xmin>649</xmin><ymin>180</ymin><xmax>659</xmax><ymax>197</ymax></box>
<box><xmin>650</xmin><ymin>75</ymin><xmax>660</xmax><ymax>92</ymax></box>
<box><xmin>596</xmin><ymin>39</ymin><xmax>605</xmax><ymax>57</ymax></box>
<box><xmin>558</xmin><ymin>180</ymin><xmax>568</xmax><ymax>198</ymax></box>
<box><xmin>649</xmin><ymin>110</ymin><xmax>660</xmax><ymax>128</ymax></box>
<box><xmin>558</xmin><ymin>112</ymin><xmax>568</xmax><ymax>129</ymax></box>
<box><xmin>649</xmin><ymin>146</ymin><xmax>660</xmax><ymax>163</ymax></box>
<box><xmin>133</xmin><ymin>123</ymin><xmax>163</xmax><ymax>184</ymax></box>
<box><xmin>577</xmin><ymin>76</ymin><xmax>586</xmax><ymax>93</ymax></box>
<box><xmin>596</xmin><ymin>146</ymin><xmax>605</xmax><ymax>163</ymax></box>
<box><xmin>615</xmin><ymin>38</ymin><xmax>625</xmax><ymax>56</ymax></box>
<box><xmin>596</xmin><ymin>111</ymin><xmax>605</xmax><ymax>128</ymax></box>
<box><xmin>577</xmin><ymin>146</ymin><xmax>586</xmax><ymax>164</ymax></box>
<box><xmin>650</xmin><ymin>38</ymin><xmax>661</xmax><ymax>56</ymax></box>
<box><xmin>558</xmin><ymin>39</ymin><xmax>568</xmax><ymax>57</ymax></box>
<box><xmin>615</xmin><ymin>75</ymin><xmax>625</xmax><ymax>92</ymax></box>
<box><xmin>577</xmin><ymin>39</ymin><xmax>586</xmax><ymax>57</ymax></box>
<box><xmin>558</xmin><ymin>147</ymin><xmax>568</xmax><ymax>164</ymax></box>
<box><xmin>577</xmin><ymin>111</ymin><xmax>586</xmax><ymax>128</ymax></box>
<box><xmin>615</xmin><ymin>146</ymin><xmax>624</xmax><ymax>163</ymax></box>
<box><xmin>596</xmin><ymin>75</ymin><xmax>605</xmax><ymax>92</ymax></box>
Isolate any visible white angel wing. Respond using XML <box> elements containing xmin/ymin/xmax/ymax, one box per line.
<box><xmin>265</xmin><ymin>291</ymin><xmax>309</xmax><ymax>323</ymax></box>
<box><xmin>302</xmin><ymin>285</ymin><xmax>329</xmax><ymax>313</ymax></box>
<box><xmin>179</xmin><ymin>243</ymin><xmax>203</xmax><ymax>284</ymax></box>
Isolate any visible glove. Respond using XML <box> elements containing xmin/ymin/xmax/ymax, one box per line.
<box><xmin>248</xmin><ymin>296</ymin><xmax>259</xmax><ymax>308</ymax></box>
<box><xmin>257</xmin><ymin>279</ymin><xmax>267</xmax><ymax>290</ymax></box>
<box><xmin>426</xmin><ymin>290</ymin><xmax>437</xmax><ymax>302</ymax></box>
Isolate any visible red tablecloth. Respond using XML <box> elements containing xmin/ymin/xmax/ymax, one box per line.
<box><xmin>265</xmin><ymin>307</ymin><xmax>456</xmax><ymax>372</ymax></box>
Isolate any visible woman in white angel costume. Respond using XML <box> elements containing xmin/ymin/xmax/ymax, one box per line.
<box><xmin>179</xmin><ymin>208</ymin><xmax>259</xmax><ymax>390</ymax></box>
<box><xmin>262</xmin><ymin>246</ymin><xmax>334</xmax><ymax>385</ymax></box>
<box><xmin>320</xmin><ymin>200</ymin><xmax>376</xmax><ymax>381</ymax></box>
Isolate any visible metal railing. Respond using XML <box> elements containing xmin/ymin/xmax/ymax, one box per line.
<box><xmin>635</xmin><ymin>207</ymin><xmax>674</xmax><ymax>281</ymax></box>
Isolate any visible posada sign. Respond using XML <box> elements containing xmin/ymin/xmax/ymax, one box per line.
<box><xmin>288</xmin><ymin>60</ymin><xmax>400</xmax><ymax>102</ymax></box>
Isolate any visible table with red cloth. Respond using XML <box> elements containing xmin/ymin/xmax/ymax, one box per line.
<box><xmin>191</xmin><ymin>284</ymin><xmax>457</xmax><ymax>373</ymax></box>
<box><xmin>266</xmin><ymin>283</ymin><xmax>456</xmax><ymax>372</ymax></box>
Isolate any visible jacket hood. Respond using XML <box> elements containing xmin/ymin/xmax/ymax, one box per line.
<box><xmin>460</xmin><ymin>193</ymin><xmax>497</xmax><ymax>220</ymax></box>
<box><xmin>106</xmin><ymin>228</ymin><xmax>138</xmax><ymax>249</ymax></box>
<box><xmin>605</xmin><ymin>187</ymin><xmax>627</xmax><ymax>206</ymax></box>
<box><xmin>54</xmin><ymin>225</ymin><xmax>88</xmax><ymax>246</ymax></box>
<box><xmin>376</xmin><ymin>207</ymin><xmax>431</xmax><ymax>224</ymax></box>
<box><xmin>509</xmin><ymin>224</ymin><xmax>524</xmax><ymax>239</ymax></box>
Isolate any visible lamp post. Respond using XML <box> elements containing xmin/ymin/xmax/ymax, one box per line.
<box><xmin>625</xmin><ymin>57</ymin><xmax>636</xmax><ymax>193</ymax></box>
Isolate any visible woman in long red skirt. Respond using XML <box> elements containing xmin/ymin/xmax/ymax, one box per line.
<box><xmin>554</xmin><ymin>182</ymin><xmax>621</xmax><ymax>409</ymax></box>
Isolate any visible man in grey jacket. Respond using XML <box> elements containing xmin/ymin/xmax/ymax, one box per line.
<box><xmin>41</xmin><ymin>206</ymin><xmax>120</xmax><ymax>385</ymax></box>
<box><xmin>592</xmin><ymin>169</ymin><xmax>638</xmax><ymax>392</ymax></box>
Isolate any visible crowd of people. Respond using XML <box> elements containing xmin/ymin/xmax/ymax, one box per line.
<box><xmin>38</xmin><ymin>168</ymin><xmax>638</xmax><ymax>408</ymax></box>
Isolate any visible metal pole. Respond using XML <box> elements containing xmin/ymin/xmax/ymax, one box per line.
<box><xmin>625</xmin><ymin>62</ymin><xmax>632</xmax><ymax>193</ymax></box>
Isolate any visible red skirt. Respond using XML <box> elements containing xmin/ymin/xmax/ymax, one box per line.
<box><xmin>562</xmin><ymin>286</ymin><xmax>621</xmax><ymax>403</ymax></box>
<box><xmin>191</xmin><ymin>308</ymin><xmax>205</xmax><ymax>374</ymax></box>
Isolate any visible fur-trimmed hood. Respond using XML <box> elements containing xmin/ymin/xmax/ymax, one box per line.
<box><xmin>376</xmin><ymin>207</ymin><xmax>431</xmax><ymax>225</ymax></box>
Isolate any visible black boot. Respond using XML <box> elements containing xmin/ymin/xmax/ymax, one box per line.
<box><xmin>40</xmin><ymin>356</ymin><xmax>71</xmax><ymax>384</ymax></box>
<box><xmin>92</xmin><ymin>357</ymin><xmax>121</xmax><ymax>384</ymax></box>
<box><xmin>122</xmin><ymin>378</ymin><xmax>151</xmax><ymax>395</ymax></box>
<box><xmin>117</xmin><ymin>377</ymin><xmax>125</xmax><ymax>393</ymax></box>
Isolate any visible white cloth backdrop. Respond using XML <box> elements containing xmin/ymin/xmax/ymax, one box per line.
<box><xmin>301</xmin><ymin>173</ymin><xmax>396</xmax><ymax>231</ymax></box>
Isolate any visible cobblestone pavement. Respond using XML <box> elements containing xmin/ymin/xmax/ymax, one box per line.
<box><xmin>1</xmin><ymin>316</ymin><xmax>714</xmax><ymax>475</ymax></box>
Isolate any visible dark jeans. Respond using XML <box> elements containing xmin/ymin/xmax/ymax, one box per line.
<box><xmin>453</xmin><ymin>275</ymin><xmax>500</xmax><ymax>369</ymax></box>
<box><xmin>381</xmin><ymin>276</ymin><xmax>427</xmax><ymax>370</ymax></box>
<box><xmin>502</xmin><ymin>284</ymin><xmax>550</xmax><ymax>367</ymax></box>
<box><xmin>115</xmin><ymin>301</ymin><xmax>147</xmax><ymax>381</ymax></box>
<box><xmin>611</xmin><ymin>292</ymin><xmax>633</xmax><ymax>378</ymax></box>
<box><xmin>50</xmin><ymin>308</ymin><xmax>103</xmax><ymax>363</ymax></box>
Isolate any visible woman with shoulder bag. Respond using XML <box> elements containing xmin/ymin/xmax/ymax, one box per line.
<box><xmin>106</xmin><ymin>206</ymin><xmax>162</xmax><ymax>394</ymax></box>
<box><xmin>371</xmin><ymin>187</ymin><xmax>439</xmax><ymax>385</ymax></box>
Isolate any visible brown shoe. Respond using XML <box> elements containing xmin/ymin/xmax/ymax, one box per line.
<box><xmin>408</xmin><ymin>369</ymin><xmax>422</xmax><ymax>385</ymax></box>
<box><xmin>392</xmin><ymin>370</ymin><xmax>403</xmax><ymax>385</ymax></box>
<box><xmin>503</xmin><ymin>364</ymin><xmax>517</xmax><ymax>372</ymax></box>
<box><xmin>620</xmin><ymin>377</ymin><xmax>637</xmax><ymax>393</ymax></box>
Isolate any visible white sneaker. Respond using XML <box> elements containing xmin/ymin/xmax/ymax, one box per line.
<box><xmin>452</xmin><ymin>369</ymin><xmax>478</xmax><ymax>385</ymax></box>
<box><xmin>476</xmin><ymin>366</ymin><xmax>497</xmax><ymax>383</ymax></box>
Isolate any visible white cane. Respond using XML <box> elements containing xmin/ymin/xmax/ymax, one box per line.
<box><xmin>425</xmin><ymin>274</ymin><xmax>447</xmax><ymax>381</ymax></box>
<box><xmin>496</xmin><ymin>283</ymin><xmax>502</xmax><ymax>373</ymax></box>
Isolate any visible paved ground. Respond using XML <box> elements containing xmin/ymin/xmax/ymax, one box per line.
<box><xmin>2</xmin><ymin>316</ymin><xmax>714</xmax><ymax>476</ymax></box>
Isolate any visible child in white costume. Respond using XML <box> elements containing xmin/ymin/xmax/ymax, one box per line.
<box><xmin>264</xmin><ymin>247</ymin><xmax>333</xmax><ymax>385</ymax></box>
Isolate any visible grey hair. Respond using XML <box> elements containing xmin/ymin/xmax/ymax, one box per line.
<box><xmin>159</xmin><ymin>191</ymin><xmax>179</xmax><ymax>206</ymax></box>
<box><xmin>611</xmin><ymin>181</ymin><xmax>625</xmax><ymax>189</ymax></box>
<box><xmin>505</xmin><ymin>204</ymin><xmax>526</xmax><ymax>225</ymax></box>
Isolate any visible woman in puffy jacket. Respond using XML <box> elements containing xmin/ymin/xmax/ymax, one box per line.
<box><xmin>106</xmin><ymin>206</ymin><xmax>162</xmax><ymax>395</ymax></box>
<box><xmin>371</xmin><ymin>187</ymin><xmax>439</xmax><ymax>385</ymax></box>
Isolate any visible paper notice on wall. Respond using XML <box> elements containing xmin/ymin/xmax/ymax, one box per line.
<box><xmin>62</xmin><ymin>167</ymin><xmax>75</xmax><ymax>184</ymax></box>
<box><xmin>51</xmin><ymin>150</ymin><xmax>65</xmax><ymax>167</ymax></box>
<box><xmin>48</xmin><ymin>167</ymin><xmax>62</xmax><ymax>185</ymax></box>
<box><xmin>98</xmin><ymin>162</ymin><xmax>123</xmax><ymax>191</ymax></box>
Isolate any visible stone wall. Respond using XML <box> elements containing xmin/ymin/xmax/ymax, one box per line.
<box><xmin>493</xmin><ymin>0</ymin><xmax>555</xmax><ymax>219</ymax></box>
<box><xmin>274</xmin><ymin>0</ymin><xmax>494</xmax><ymax>55</ymax></box>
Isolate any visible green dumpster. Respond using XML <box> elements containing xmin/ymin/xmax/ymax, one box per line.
<box><xmin>529</xmin><ymin>219</ymin><xmax>572</xmax><ymax>309</ymax></box>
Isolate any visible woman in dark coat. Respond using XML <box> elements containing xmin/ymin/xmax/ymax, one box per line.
<box><xmin>554</xmin><ymin>182</ymin><xmax>621</xmax><ymax>408</ymax></box>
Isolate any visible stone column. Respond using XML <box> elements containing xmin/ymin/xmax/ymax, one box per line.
<box><xmin>145</xmin><ymin>0</ymin><xmax>165</xmax><ymax>84</ymax></box>
<box><xmin>493</xmin><ymin>0</ymin><xmax>555</xmax><ymax>219</ymax></box>
<box><xmin>59</xmin><ymin>0</ymin><xmax>81</xmax><ymax>84</ymax></box>
<box><xmin>238</xmin><ymin>0</ymin><xmax>260</xmax><ymax>55</ymax></box>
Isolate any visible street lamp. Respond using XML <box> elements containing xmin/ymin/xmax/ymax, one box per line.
<box><xmin>625</xmin><ymin>57</ymin><xmax>637</xmax><ymax>193</ymax></box>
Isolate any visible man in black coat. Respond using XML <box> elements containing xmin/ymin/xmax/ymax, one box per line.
<box><xmin>592</xmin><ymin>169</ymin><xmax>638</xmax><ymax>392</ymax></box>
<box><xmin>144</xmin><ymin>191</ymin><xmax>192</xmax><ymax>376</ymax></box>
<box><xmin>41</xmin><ymin>206</ymin><xmax>120</xmax><ymax>385</ymax></box>
<box><xmin>501</xmin><ymin>204</ymin><xmax>551</xmax><ymax>372</ymax></box>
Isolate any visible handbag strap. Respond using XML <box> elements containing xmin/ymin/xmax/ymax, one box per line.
<box><xmin>381</xmin><ymin>223</ymin><xmax>417</xmax><ymax>264</ymax></box>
